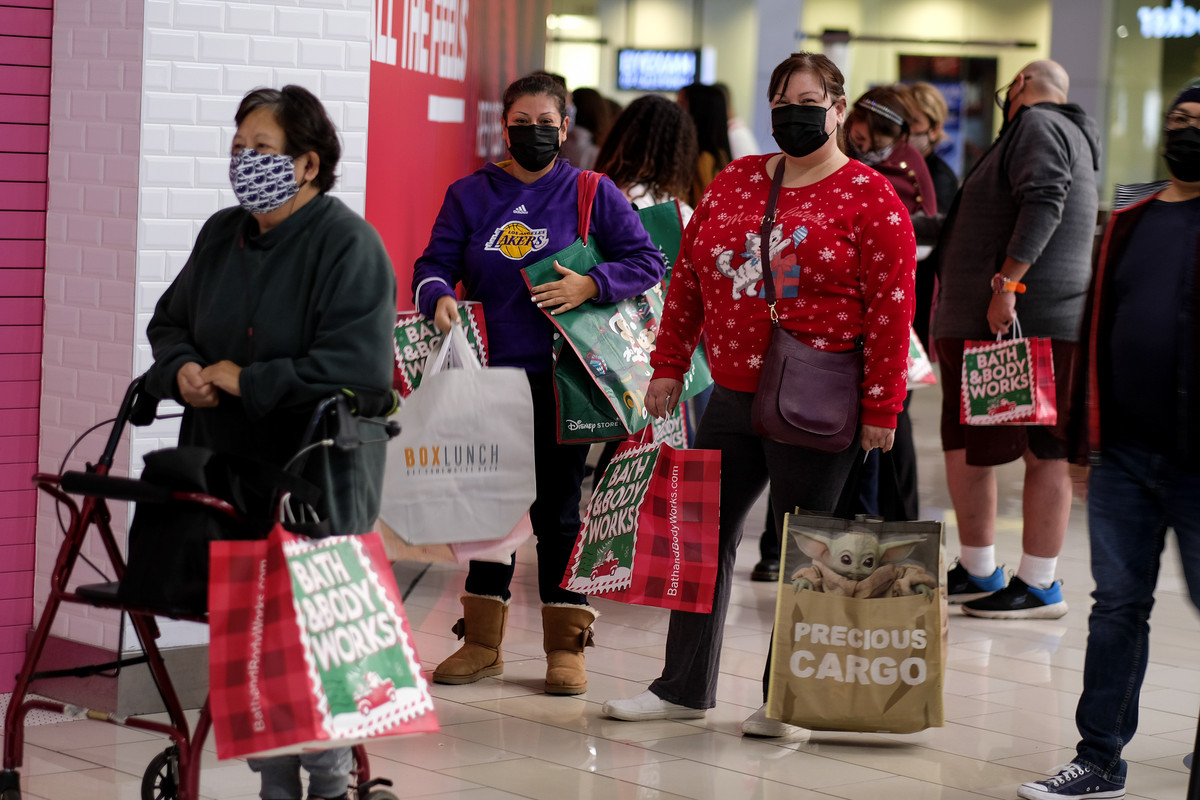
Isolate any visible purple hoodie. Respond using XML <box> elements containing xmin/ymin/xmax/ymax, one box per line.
<box><xmin>412</xmin><ymin>159</ymin><xmax>664</xmax><ymax>373</ymax></box>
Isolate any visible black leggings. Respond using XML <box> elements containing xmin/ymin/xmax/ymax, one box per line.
<box><xmin>464</xmin><ymin>371</ymin><xmax>590</xmax><ymax>605</ymax></box>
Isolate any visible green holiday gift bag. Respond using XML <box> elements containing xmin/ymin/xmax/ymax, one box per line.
<box><xmin>523</xmin><ymin>193</ymin><xmax>711</xmax><ymax>444</ymax></box>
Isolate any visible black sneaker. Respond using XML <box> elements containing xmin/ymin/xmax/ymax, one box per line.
<box><xmin>751</xmin><ymin>558</ymin><xmax>780</xmax><ymax>582</ymax></box>
<box><xmin>1018</xmin><ymin>762</ymin><xmax>1124</xmax><ymax>799</ymax></box>
<box><xmin>946</xmin><ymin>561</ymin><xmax>1006</xmax><ymax>603</ymax></box>
<box><xmin>961</xmin><ymin>576</ymin><xmax>1068</xmax><ymax>620</ymax></box>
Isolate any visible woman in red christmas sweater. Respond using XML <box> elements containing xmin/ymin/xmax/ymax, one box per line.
<box><xmin>603</xmin><ymin>52</ymin><xmax>916</xmax><ymax>737</ymax></box>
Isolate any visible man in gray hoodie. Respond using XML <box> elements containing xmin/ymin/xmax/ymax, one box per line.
<box><xmin>932</xmin><ymin>60</ymin><xmax>1101</xmax><ymax>619</ymax></box>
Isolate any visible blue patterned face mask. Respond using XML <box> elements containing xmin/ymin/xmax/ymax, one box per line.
<box><xmin>229</xmin><ymin>149</ymin><xmax>300</xmax><ymax>214</ymax></box>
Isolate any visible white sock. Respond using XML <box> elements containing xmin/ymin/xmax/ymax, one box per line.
<box><xmin>959</xmin><ymin>545</ymin><xmax>996</xmax><ymax>578</ymax></box>
<box><xmin>1017</xmin><ymin>554</ymin><xmax>1058</xmax><ymax>589</ymax></box>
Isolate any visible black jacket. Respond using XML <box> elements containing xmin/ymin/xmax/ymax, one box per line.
<box><xmin>146</xmin><ymin>194</ymin><xmax>398</xmax><ymax>533</ymax></box>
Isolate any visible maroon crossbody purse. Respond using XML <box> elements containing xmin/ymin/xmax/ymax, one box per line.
<box><xmin>749</xmin><ymin>159</ymin><xmax>863</xmax><ymax>452</ymax></box>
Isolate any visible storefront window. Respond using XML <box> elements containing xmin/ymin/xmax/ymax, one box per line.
<box><xmin>1108</xmin><ymin>0</ymin><xmax>1200</xmax><ymax>192</ymax></box>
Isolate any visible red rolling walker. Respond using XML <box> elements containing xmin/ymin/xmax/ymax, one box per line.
<box><xmin>1</xmin><ymin>376</ymin><xmax>401</xmax><ymax>800</ymax></box>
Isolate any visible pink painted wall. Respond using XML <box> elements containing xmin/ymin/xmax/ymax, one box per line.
<box><xmin>0</xmin><ymin>0</ymin><xmax>52</xmax><ymax>692</ymax></box>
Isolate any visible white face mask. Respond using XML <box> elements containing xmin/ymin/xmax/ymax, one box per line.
<box><xmin>229</xmin><ymin>149</ymin><xmax>300</xmax><ymax>214</ymax></box>
<box><xmin>857</xmin><ymin>142</ymin><xmax>895</xmax><ymax>167</ymax></box>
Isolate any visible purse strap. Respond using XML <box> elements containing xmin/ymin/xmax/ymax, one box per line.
<box><xmin>577</xmin><ymin>170</ymin><xmax>604</xmax><ymax>246</ymax></box>
<box><xmin>759</xmin><ymin>158</ymin><xmax>787</xmax><ymax>327</ymax></box>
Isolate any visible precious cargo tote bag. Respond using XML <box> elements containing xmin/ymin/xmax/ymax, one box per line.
<box><xmin>766</xmin><ymin>511</ymin><xmax>946</xmax><ymax>733</ymax></box>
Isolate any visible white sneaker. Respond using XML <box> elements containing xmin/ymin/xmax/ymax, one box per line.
<box><xmin>602</xmin><ymin>690</ymin><xmax>706</xmax><ymax>721</ymax></box>
<box><xmin>740</xmin><ymin>704</ymin><xmax>809</xmax><ymax>739</ymax></box>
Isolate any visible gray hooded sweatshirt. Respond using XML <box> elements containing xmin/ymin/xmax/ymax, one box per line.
<box><xmin>933</xmin><ymin>102</ymin><xmax>1102</xmax><ymax>342</ymax></box>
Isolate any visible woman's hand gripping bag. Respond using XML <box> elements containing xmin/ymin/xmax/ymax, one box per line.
<box><xmin>767</xmin><ymin>511</ymin><xmax>946</xmax><ymax>733</ymax></box>
<box><xmin>379</xmin><ymin>324</ymin><xmax>536</xmax><ymax>545</ymax></box>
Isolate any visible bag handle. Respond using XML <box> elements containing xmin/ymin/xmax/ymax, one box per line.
<box><xmin>994</xmin><ymin>315</ymin><xmax>1024</xmax><ymax>341</ymax></box>
<box><xmin>759</xmin><ymin>158</ymin><xmax>788</xmax><ymax>328</ymax></box>
<box><xmin>423</xmin><ymin>322</ymin><xmax>481</xmax><ymax>376</ymax></box>
<box><xmin>577</xmin><ymin>170</ymin><xmax>604</xmax><ymax>246</ymax></box>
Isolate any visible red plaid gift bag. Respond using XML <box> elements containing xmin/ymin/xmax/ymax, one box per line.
<box><xmin>561</xmin><ymin>436</ymin><xmax>720</xmax><ymax>612</ymax></box>
<box><xmin>209</xmin><ymin>524</ymin><xmax>438</xmax><ymax>760</ymax></box>
<box><xmin>960</xmin><ymin>321</ymin><xmax>1057</xmax><ymax>426</ymax></box>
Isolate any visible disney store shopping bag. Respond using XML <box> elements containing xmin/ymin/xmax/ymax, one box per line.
<box><xmin>551</xmin><ymin>334</ymin><xmax>697</xmax><ymax>446</ymax></box>
<box><xmin>960</xmin><ymin>321</ymin><xmax>1056</xmax><ymax>426</ymax></box>
<box><xmin>523</xmin><ymin>175</ymin><xmax>712</xmax><ymax>444</ymax></box>
<box><xmin>767</xmin><ymin>511</ymin><xmax>945</xmax><ymax>733</ymax></box>
<box><xmin>379</xmin><ymin>324</ymin><xmax>536</xmax><ymax>545</ymax></box>
<box><xmin>560</xmin><ymin>435</ymin><xmax>720</xmax><ymax>612</ymax></box>
<box><xmin>209</xmin><ymin>525</ymin><xmax>438</xmax><ymax>759</ymax></box>
<box><xmin>393</xmin><ymin>301</ymin><xmax>488</xmax><ymax>397</ymax></box>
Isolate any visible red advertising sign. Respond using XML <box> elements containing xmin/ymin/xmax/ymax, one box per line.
<box><xmin>365</xmin><ymin>0</ymin><xmax>550</xmax><ymax>308</ymax></box>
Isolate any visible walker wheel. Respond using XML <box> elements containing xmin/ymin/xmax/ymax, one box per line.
<box><xmin>141</xmin><ymin>746</ymin><xmax>179</xmax><ymax>800</ymax></box>
<box><xmin>363</xmin><ymin>791</ymin><xmax>399</xmax><ymax>800</ymax></box>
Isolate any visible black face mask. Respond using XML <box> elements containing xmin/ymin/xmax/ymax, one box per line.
<box><xmin>1164</xmin><ymin>125</ymin><xmax>1200</xmax><ymax>183</ymax></box>
<box><xmin>771</xmin><ymin>104</ymin><xmax>832</xmax><ymax>158</ymax></box>
<box><xmin>507</xmin><ymin>124</ymin><xmax>561</xmax><ymax>172</ymax></box>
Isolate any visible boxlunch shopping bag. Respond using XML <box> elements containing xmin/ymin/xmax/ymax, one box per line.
<box><xmin>209</xmin><ymin>524</ymin><xmax>438</xmax><ymax>759</ymax></box>
<box><xmin>960</xmin><ymin>319</ymin><xmax>1057</xmax><ymax>426</ymax></box>
<box><xmin>379</xmin><ymin>324</ymin><xmax>536</xmax><ymax>545</ymax></box>
<box><xmin>766</xmin><ymin>511</ymin><xmax>946</xmax><ymax>733</ymax></box>
<box><xmin>560</xmin><ymin>433</ymin><xmax>720</xmax><ymax>613</ymax></box>
<box><xmin>393</xmin><ymin>301</ymin><xmax>488</xmax><ymax>397</ymax></box>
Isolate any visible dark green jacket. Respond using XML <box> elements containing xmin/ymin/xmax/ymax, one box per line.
<box><xmin>145</xmin><ymin>194</ymin><xmax>397</xmax><ymax>534</ymax></box>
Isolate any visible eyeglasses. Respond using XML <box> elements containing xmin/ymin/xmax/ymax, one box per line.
<box><xmin>994</xmin><ymin>79</ymin><xmax>1016</xmax><ymax>112</ymax></box>
<box><xmin>1165</xmin><ymin>110</ymin><xmax>1200</xmax><ymax>130</ymax></box>
<box><xmin>993</xmin><ymin>75</ymin><xmax>1032</xmax><ymax>112</ymax></box>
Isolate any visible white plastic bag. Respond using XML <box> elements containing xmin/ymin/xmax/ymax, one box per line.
<box><xmin>379</xmin><ymin>325</ymin><xmax>536</xmax><ymax>544</ymax></box>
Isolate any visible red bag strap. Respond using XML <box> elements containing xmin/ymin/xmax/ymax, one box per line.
<box><xmin>577</xmin><ymin>170</ymin><xmax>604</xmax><ymax>246</ymax></box>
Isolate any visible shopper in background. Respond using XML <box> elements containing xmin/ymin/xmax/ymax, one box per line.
<box><xmin>603</xmin><ymin>51</ymin><xmax>915</xmax><ymax>738</ymax></box>
<box><xmin>412</xmin><ymin>73</ymin><xmax>664</xmax><ymax>696</ymax></box>
<box><xmin>715</xmin><ymin>81</ymin><xmax>762</xmax><ymax>159</ymax></box>
<box><xmin>896</xmin><ymin>81</ymin><xmax>959</xmax><ymax>213</ymax></box>
<box><xmin>894</xmin><ymin>80</ymin><xmax>959</xmax><ymax>349</ymax></box>
<box><xmin>589</xmin><ymin>93</ymin><xmax>700</xmax><ymax>484</ymax></box>
<box><xmin>677</xmin><ymin>82</ymin><xmax>733</xmax><ymax>208</ymax></box>
<box><xmin>845</xmin><ymin>85</ymin><xmax>937</xmax><ymax>219</ymax></box>
<box><xmin>560</xmin><ymin>86</ymin><xmax>611</xmax><ymax>170</ymax></box>
<box><xmin>1018</xmin><ymin>82</ymin><xmax>1200</xmax><ymax>800</ymax></box>
<box><xmin>594</xmin><ymin>94</ymin><xmax>698</xmax><ymax>223</ymax></box>
<box><xmin>934</xmin><ymin>60</ymin><xmax>1100</xmax><ymax>620</ymax></box>
<box><xmin>145</xmin><ymin>85</ymin><xmax>397</xmax><ymax>800</ymax></box>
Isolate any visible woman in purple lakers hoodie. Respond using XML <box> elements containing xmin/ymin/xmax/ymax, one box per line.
<box><xmin>412</xmin><ymin>73</ymin><xmax>664</xmax><ymax>697</ymax></box>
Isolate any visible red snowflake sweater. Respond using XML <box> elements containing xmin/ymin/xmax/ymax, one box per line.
<box><xmin>652</xmin><ymin>154</ymin><xmax>916</xmax><ymax>429</ymax></box>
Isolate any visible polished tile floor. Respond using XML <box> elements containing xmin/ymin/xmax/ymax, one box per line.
<box><xmin>4</xmin><ymin>388</ymin><xmax>1198</xmax><ymax>800</ymax></box>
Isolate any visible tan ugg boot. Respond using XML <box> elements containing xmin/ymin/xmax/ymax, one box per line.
<box><xmin>542</xmin><ymin>604</ymin><xmax>598</xmax><ymax>695</ymax></box>
<box><xmin>432</xmin><ymin>594</ymin><xmax>508</xmax><ymax>685</ymax></box>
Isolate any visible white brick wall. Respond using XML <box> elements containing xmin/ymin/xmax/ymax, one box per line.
<box><xmin>38</xmin><ymin>0</ymin><xmax>373</xmax><ymax>651</ymax></box>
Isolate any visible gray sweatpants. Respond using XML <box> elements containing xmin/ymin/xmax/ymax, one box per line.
<box><xmin>248</xmin><ymin>747</ymin><xmax>351</xmax><ymax>800</ymax></box>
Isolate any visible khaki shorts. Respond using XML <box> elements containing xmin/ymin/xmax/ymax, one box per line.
<box><xmin>935</xmin><ymin>337</ymin><xmax>1079</xmax><ymax>467</ymax></box>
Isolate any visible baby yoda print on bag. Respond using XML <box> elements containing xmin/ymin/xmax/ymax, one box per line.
<box><xmin>767</xmin><ymin>511</ymin><xmax>946</xmax><ymax>733</ymax></box>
